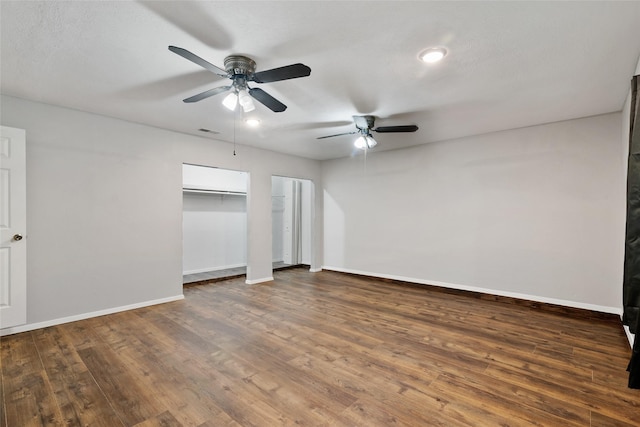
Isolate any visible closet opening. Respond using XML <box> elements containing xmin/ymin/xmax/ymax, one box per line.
<box><xmin>182</xmin><ymin>163</ymin><xmax>248</xmax><ymax>284</ymax></box>
<box><xmin>272</xmin><ymin>176</ymin><xmax>313</xmax><ymax>273</ymax></box>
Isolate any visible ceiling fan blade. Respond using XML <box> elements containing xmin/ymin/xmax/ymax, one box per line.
<box><xmin>317</xmin><ymin>131</ymin><xmax>357</xmax><ymax>140</ymax></box>
<box><xmin>373</xmin><ymin>125</ymin><xmax>419</xmax><ymax>133</ymax></box>
<box><xmin>183</xmin><ymin>85</ymin><xmax>231</xmax><ymax>103</ymax></box>
<box><xmin>249</xmin><ymin>88</ymin><xmax>287</xmax><ymax>112</ymax></box>
<box><xmin>169</xmin><ymin>46</ymin><xmax>228</xmax><ymax>77</ymax></box>
<box><xmin>252</xmin><ymin>63</ymin><xmax>311</xmax><ymax>83</ymax></box>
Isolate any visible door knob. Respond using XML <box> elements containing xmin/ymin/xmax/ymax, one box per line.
<box><xmin>12</xmin><ymin>234</ymin><xmax>23</xmax><ymax>241</ymax></box>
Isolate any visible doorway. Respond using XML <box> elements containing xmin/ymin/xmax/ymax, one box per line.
<box><xmin>182</xmin><ymin>164</ymin><xmax>248</xmax><ymax>284</ymax></box>
<box><xmin>271</xmin><ymin>176</ymin><xmax>313</xmax><ymax>272</ymax></box>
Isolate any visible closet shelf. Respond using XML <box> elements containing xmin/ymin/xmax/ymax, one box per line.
<box><xmin>183</xmin><ymin>188</ymin><xmax>246</xmax><ymax>196</ymax></box>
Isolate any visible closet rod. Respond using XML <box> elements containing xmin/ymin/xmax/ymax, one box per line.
<box><xmin>183</xmin><ymin>188</ymin><xmax>246</xmax><ymax>196</ymax></box>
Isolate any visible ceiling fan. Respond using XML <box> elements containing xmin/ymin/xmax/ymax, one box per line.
<box><xmin>317</xmin><ymin>115</ymin><xmax>418</xmax><ymax>149</ymax></box>
<box><xmin>169</xmin><ymin>46</ymin><xmax>311</xmax><ymax>113</ymax></box>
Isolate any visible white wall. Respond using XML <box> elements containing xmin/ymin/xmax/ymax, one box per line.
<box><xmin>300</xmin><ymin>179</ymin><xmax>312</xmax><ymax>265</ymax></box>
<box><xmin>0</xmin><ymin>94</ymin><xmax>322</xmax><ymax>333</ymax></box>
<box><xmin>323</xmin><ymin>113</ymin><xmax>625</xmax><ymax>313</ymax></box>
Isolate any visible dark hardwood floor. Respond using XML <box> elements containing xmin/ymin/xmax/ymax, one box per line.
<box><xmin>182</xmin><ymin>262</ymin><xmax>305</xmax><ymax>284</ymax></box>
<box><xmin>2</xmin><ymin>268</ymin><xmax>638</xmax><ymax>426</ymax></box>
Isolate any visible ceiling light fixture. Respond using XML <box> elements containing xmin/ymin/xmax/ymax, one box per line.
<box><xmin>354</xmin><ymin>135</ymin><xmax>378</xmax><ymax>150</ymax></box>
<box><xmin>245</xmin><ymin>118</ymin><xmax>260</xmax><ymax>127</ymax></box>
<box><xmin>222</xmin><ymin>87</ymin><xmax>256</xmax><ymax>113</ymax></box>
<box><xmin>238</xmin><ymin>88</ymin><xmax>255</xmax><ymax>112</ymax></box>
<box><xmin>222</xmin><ymin>91</ymin><xmax>238</xmax><ymax>110</ymax></box>
<box><xmin>419</xmin><ymin>47</ymin><xmax>447</xmax><ymax>63</ymax></box>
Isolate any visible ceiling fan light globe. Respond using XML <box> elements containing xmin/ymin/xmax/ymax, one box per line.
<box><xmin>222</xmin><ymin>92</ymin><xmax>238</xmax><ymax>110</ymax></box>
<box><xmin>354</xmin><ymin>136</ymin><xmax>377</xmax><ymax>150</ymax></box>
<box><xmin>238</xmin><ymin>90</ymin><xmax>255</xmax><ymax>112</ymax></box>
<box><xmin>354</xmin><ymin>136</ymin><xmax>367</xmax><ymax>149</ymax></box>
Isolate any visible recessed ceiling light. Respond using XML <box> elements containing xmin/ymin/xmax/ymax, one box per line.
<box><xmin>245</xmin><ymin>118</ymin><xmax>260</xmax><ymax>127</ymax></box>
<box><xmin>418</xmin><ymin>47</ymin><xmax>447</xmax><ymax>63</ymax></box>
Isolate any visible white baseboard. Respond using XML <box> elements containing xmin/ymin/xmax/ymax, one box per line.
<box><xmin>322</xmin><ymin>266</ymin><xmax>623</xmax><ymax>315</ymax></box>
<box><xmin>246</xmin><ymin>276</ymin><xmax>274</xmax><ymax>285</ymax></box>
<box><xmin>309</xmin><ymin>267</ymin><xmax>322</xmax><ymax>273</ymax></box>
<box><xmin>183</xmin><ymin>264</ymin><xmax>246</xmax><ymax>275</ymax></box>
<box><xmin>0</xmin><ymin>295</ymin><xmax>185</xmax><ymax>336</ymax></box>
<box><xmin>623</xmin><ymin>324</ymin><xmax>635</xmax><ymax>349</ymax></box>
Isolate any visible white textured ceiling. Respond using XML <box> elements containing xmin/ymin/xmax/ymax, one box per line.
<box><xmin>2</xmin><ymin>1</ymin><xmax>640</xmax><ymax>160</ymax></box>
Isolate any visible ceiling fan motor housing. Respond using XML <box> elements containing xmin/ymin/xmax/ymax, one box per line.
<box><xmin>354</xmin><ymin>115</ymin><xmax>376</xmax><ymax>130</ymax></box>
<box><xmin>224</xmin><ymin>55</ymin><xmax>257</xmax><ymax>77</ymax></box>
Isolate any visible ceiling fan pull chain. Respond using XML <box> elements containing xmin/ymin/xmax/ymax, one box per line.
<box><xmin>233</xmin><ymin>107</ymin><xmax>237</xmax><ymax>156</ymax></box>
<box><xmin>364</xmin><ymin>145</ymin><xmax>368</xmax><ymax>175</ymax></box>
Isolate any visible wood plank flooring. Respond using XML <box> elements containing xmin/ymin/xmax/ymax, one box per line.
<box><xmin>2</xmin><ymin>269</ymin><xmax>639</xmax><ymax>426</ymax></box>
<box><xmin>182</xmin><ymin>262</ymin><xmax>305</xmax><ymax>284</ymax></box>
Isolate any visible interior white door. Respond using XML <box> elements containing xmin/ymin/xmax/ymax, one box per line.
<box><xmin>0</xmin><ymin>126</ymin><xmax>27</xmax><ymax>329</ymax></box>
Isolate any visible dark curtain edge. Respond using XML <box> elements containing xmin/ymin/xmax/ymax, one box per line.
<box><xmin>631</xmin><ymin>76</ymin><xmax>637</xmax><ymax>141</ymax></box>
<box><xmin>624</xmin><ymin>74</ymin><xmax>640</xmax><ymax>388</ymax></box>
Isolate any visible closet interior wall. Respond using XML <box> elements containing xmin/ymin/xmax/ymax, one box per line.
<box><xmin>182</xmin><ymin>164</ymin><xmax>248</xmax><ymax>275</ymax></box>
